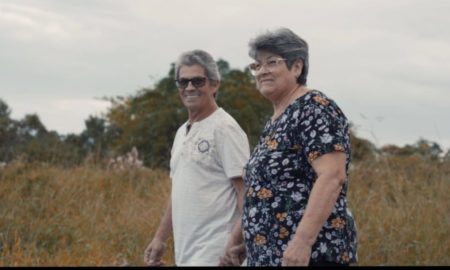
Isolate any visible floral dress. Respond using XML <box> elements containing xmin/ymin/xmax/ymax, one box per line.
<box><xmin>242</xmin><ymin>90</ymin><xmax>357</xmax><ymax>266</ymax></box>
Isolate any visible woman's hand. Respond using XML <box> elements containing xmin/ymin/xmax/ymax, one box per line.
<box><xmin>281</xmin><ymin>240</ymin><xmax>311</xmax><ymax>266</ymax></box>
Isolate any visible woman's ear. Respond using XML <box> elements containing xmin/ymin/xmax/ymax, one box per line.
<box><xmin>294</xmin><ymin>60</ymin><xmax>303</xmax><ymax>78</ymax></box>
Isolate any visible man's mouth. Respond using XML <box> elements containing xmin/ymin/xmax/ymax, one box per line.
<box><xmin>184</xmin><ymin>92</ymin><xmax>201</xmax><ymax>99</ymax></box>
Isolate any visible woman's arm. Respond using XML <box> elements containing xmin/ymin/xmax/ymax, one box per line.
<box><xmin>282</xmin><ymin>151</ymin><xmax>347</xmax><ymax>266</ymax></box>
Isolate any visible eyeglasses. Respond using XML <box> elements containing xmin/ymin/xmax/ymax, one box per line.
<box><xmin>248</xmin><ymin>58</ymin><xmax>287</xmax><ymax>76</ymax></box>
<box><xmin>175</xmin><ymin>76</ymin><xmax>208</xmax><ymax>89</ymax></box>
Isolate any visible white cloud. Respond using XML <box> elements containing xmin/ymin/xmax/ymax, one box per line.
<box><xmin>0</xmin><ymin>2</ymin><xmax>78</xmax><ymax>41</ymax></box>
<box><xmin>50</xmin><ymin>98</ymin><xmax>110</xmax><ymax>112</ymax></box>
<box><xmin>1</xmin><ymin>0</ymin><xmax>449</xmax><ymax>151</ymax></box>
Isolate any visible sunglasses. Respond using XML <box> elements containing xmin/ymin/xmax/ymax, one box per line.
<box><xmin>175</xmin><ymin>76</ymin><xmax>208</xmax><ymax>89</ymax></box>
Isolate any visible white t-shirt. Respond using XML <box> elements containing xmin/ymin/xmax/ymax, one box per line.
<box><xmin>170</xmin><ymin>108</ymin><xmax>250</xmax><ymax>266</ymax></box>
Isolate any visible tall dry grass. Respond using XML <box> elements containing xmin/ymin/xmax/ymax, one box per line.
<box><xmin>349</xmin><ymin>155</ymin><xmax>450</xmax><ymax>265</ymax></box>
<box><xmin>0</xmin><ymin>161</ymin><xmax>173</xmax><ymax>266</ymax></box>
<box><xmin>0</xmin><ymin>155</ymin><xmax>449</xmax><ymax>266</ymax></box>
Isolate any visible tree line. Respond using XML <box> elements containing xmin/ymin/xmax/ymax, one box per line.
<box><xmin>1</xmin><ymin>60</ymin><xmax>448</xmax><ymax>168</ymax></box>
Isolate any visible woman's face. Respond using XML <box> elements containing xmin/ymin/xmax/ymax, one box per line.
<box><xmin>253</xmin><ymin>50</ymin><xmax>302</xmax><ymax>101</ymax></box>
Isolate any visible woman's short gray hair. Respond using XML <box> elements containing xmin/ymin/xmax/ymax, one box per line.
<box><xmin>248</xmin><ymin>27</ymin><xmax>309</xmax><ymax>85</ymax></box>
<box><xmin>175</xmin><ymin>50</ymin><xmax>221</xmax><ymax>83</ymax></box>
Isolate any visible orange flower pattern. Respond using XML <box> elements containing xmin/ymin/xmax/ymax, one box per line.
<box><xmin>256</xmin><ymin>187</ymin><xmax>273</xmax><ymax>199</ymax></box>
<box><xmin>276</xmin><ymin>212</ymin><xmax>287</xmax><ymax>222</ymax></box>
<box><xmin>279</xmin><ymin>227</ymin><xmax>289</xmax><ymax>239</ymax></box>
<box><xmin>308</xmin><ymin>151</ymin><xmax>321</xmax><ymax>162</ymax></box>
<box><xmin>340</xmin><ymin>252</ymin><xmax>350</xmax><ymax>263</ymax></box>
<box><xmin>243</xmin><ymin>90</ymin><xmax>357</xmax><ymax>266</ymax></box>
<box><xmin>267</xmin><ymin>139</ymin><xmax>278</xmax><ymax>150</ymax></box>
<box><xmin>331</xmin><ymin>217</ymin><xmax>346</xmax><ymax>229</ymax></box>
<box><xmin>313</xmin><ymin>94</ymin><xmax>330</xmax><ymax>106</ymax></box>
<box><xmin>254</xmin><ymin>234</ymin><xmax>267</xmax><ymax>246</ymax></box>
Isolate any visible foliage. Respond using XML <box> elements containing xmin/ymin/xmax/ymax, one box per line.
<box><xmin>0</xmin><ymin>99</ymin><xmax>19</xmax><ymax>162</ymax></box>
<box><xmin>349</xmin><ymin>126</ymin><xmax>377</xmax><ymax>161</ymax></box>
<box><xmin>216</xmin><ymin>65</ymin><xmax>272</xmax><ymax>148</ymax></box>
<box><xmin>380</xmin><ymin>138</ymin><xmax>444</xmax><ymax>160</ymax></box>
<box><xmin>0</xmin><ymin>105</ymin><xmax>84</xmax><ymax>166</ymax></box>
<box><xmin>104</xmin><ymin>64</ymin><xmax>185</xmax><ymax>168</ymax></box>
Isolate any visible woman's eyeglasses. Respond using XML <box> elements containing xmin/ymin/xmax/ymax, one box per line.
<box><xmin>175</xmin><ymin>77</ymin><xmax>208</xmax><ymax>89</ymax></box>
<box><xmin>248</xmin><ymin>58</ymin><xmax>286</xmax><ymax>76</ymax></box>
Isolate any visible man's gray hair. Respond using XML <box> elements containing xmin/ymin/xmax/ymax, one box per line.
<box><xmin>175</xmin><ymin>49</ymin><xmax>221</xmax><ymax>83</ymax></box>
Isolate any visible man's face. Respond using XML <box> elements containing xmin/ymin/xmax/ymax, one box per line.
<box><xmin>177</xmin><ymin>64</ymin><xmax>218</xmax><ymax>112</ymax></box>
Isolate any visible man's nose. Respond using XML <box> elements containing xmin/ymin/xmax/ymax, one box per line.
<box><xmin>185</xmin><ymin>81</ymin><xmax>196</xmax><ymax>90</ymax></box>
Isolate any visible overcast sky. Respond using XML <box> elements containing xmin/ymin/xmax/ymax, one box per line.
<box><xmin>1</xmin><ymin>0</ymin><xmax>449</xmax><ymax>151</ymax></box>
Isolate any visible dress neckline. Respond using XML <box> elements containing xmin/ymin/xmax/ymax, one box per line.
<box><xmin>269</xmin><ymin>89</ymin><xmax>316</xmax><ymax>126</ymax></box>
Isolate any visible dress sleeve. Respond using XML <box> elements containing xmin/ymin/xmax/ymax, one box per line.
<box><xmin>299</xmin><ymin>94</ymin><xmax>351</xmax><ymax>164</ymax></box>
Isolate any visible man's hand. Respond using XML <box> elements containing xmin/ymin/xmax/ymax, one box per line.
<box><xmin>143</xmin><ymin>238</ymin><xmax>167</xmax><ymax>266</ymax></box>
<box><xmin>219</xmin><ymin>243</ymin><xmax>247</xmax><ymax>266</ymax></box>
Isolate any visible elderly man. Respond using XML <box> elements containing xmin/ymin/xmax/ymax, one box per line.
<box><xmin>143</xmin><ymin>50</ymin><xmax>250</xmax><ymax>266</ymax></box>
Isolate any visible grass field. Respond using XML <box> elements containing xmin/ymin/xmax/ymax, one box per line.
<box><xmin>0</xmin><ymin>155</ymin><xmax>449</xmax><ymax>266</ymax></box>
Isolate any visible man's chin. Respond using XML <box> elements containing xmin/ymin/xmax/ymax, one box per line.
<box><xmin>183</xmin><ymin>102</ymin><xmax>200</xmax><ymax>111</ymax></box>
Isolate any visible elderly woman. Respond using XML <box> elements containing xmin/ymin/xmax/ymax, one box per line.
<box><xmin>219</xmin><ymin>28</ymin><xmax>358</xmax><ymax>266</ymax></box>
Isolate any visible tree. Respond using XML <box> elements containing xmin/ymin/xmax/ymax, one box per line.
<box><xmin>105</xmin><ymin>63</ymin><xmax>185</xmax><ymax>168</ymax></box>
<box><xmin>217</xmin><ymin>68</ymin><xmax>272</xmax><ymax>147</ymax></box>
<box><xmin>16</xmin><ymin>114</ymin><xmax>47</xmax><ymax>138</ymax></box>
<box><xmin>80</xmin><ymin>116</ymin><xmax>106</xmax><ymax>153</ymax></box>
<box><xmin>381</xmin><ymin>138</ymin><xmax>443</xmax><ymax>160</ymax></box>
<box><xmin>413</xmin><ymin>138</ymin><xmax>443</xmax><ymax>160</ymax></box>
<box><xmin>0</xmin><ymin>99</ymin><xmax>17</xmax><ymax>162</ymax></box>
<box><xmin>348</xmin><ymin>125</ymin><xmax>377</xmax><ymax>161</ymax></box>
<box><xmin>0</xmin><ymin>101</ymin><xmax>86</xmax><ymax>165</ymax></box>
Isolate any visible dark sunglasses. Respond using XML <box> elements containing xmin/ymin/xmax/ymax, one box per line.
<box><xmin>175</xmin><ymin>76</ymin><xmax>208</xmax><ymax>89</ymax></box>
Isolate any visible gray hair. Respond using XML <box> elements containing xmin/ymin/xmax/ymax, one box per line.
<box><xmin>175</xmin><ymin>49</ymin><xmax>221</xmax><ymax>83</ymax></box>
<box><xmin>248</xmin><ymin>27</ymin><xmax>309</xmax><ymax>85</ymax></box>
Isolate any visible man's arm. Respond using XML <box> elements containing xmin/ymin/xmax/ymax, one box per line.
<box><xmin>230</xmin><ymin>176</ymin><xmax>245</xmax><ymax>216</ymax></box>
<box><xmin>219</xmin><ymin>176</ymin><xmax>247</xmax><ymax>266</ymax></box>
<box><xmin>143</xmin><ymin>196</ymin><xmax>173</xmax><ymax>266</ymax></box>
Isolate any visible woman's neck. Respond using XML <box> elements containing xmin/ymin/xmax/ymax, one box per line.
<box><xmin>271</xmin><ymin>85</ymin><xmax>309</xmax><ymax>122</ymax></box>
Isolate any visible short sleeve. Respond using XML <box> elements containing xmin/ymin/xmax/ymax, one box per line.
<box><xmin>215</xmin><ymin>123</ymin><xmax>250</xmax><ymax>179</ymax></box>
<box><xmin>299</xmin><ymin>94</ymin><xmax>350</xmax><ymax>164</ymax></box>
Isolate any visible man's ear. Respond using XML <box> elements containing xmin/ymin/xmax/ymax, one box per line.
<box><xmin>212</xmin><ymin>80</ymin><xmax>220</xmax><ymax>98</ymax></box>
<box><xmin>211</xmin><ymin>80</ymin><xmax>220</xmax><ymax>91</ymax></box>
<box><xmin>211</xmin><ymin>80</ymin><xmax>220</xmax><ymax>87</ymax></box>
